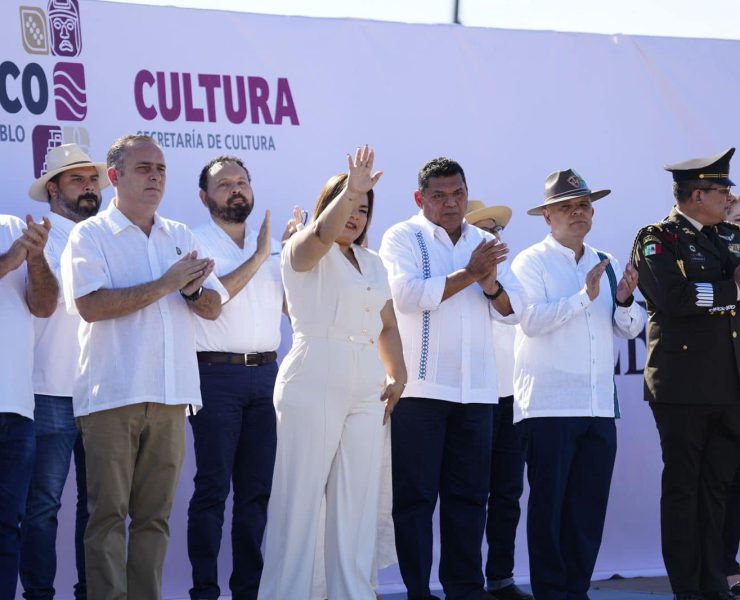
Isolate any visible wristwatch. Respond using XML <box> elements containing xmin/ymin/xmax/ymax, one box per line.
<box><xmin>484</xmin><ymin>280</ymin><xmax>505</xmax><ymax>301</ymax></box>
<box><xmin>180</xmin><ymin>286</ymin><xmax>203</xmax><ymax>302</ymax></box>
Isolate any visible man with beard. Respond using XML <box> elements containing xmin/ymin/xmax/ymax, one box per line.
<box><xmin>187</xmin><ymin>155</ymin><xmax>284</xmax><ymax>600</ymax></box>
<box><xmin>20</xmin><ymin>144</ymin><xmax>109</xmax><ymax>600</ymax></box>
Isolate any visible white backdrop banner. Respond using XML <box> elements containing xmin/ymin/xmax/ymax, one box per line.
<box><xmin>2</xmin><ymin>0</ymin><xmax>739</xmax><ymax>597</ymax></box>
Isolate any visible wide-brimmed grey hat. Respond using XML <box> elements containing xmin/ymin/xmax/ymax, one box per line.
<box><xmin>527</xmin><ymin>169</ymin><xmax>610</xmax><ymax>216</ymax></box>
<box><xmin>28</xmin><ymin>143</ymin><xmax>110</xmax><ymax>202</ymax></box>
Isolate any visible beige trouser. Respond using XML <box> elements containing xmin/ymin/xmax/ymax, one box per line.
<box><xmin>77</xmin><ymin>402</ymin><xmax>186</xmax><ymax>600</ymax></box>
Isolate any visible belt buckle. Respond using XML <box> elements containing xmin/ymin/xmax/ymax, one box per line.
<box><xmin>244</xmin><ymin>353</ymin><xmax>258</xmax><ymax>367</ymax></box>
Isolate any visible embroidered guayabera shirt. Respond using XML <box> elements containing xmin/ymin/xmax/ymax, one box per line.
<box><xmin>379</xmin><ymin>212</ymin><xmax>523</xmax><ymax>404</ymax></box>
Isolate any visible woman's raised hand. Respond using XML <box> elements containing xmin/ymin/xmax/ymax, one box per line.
<box><xmin>346</xmin><ymin>145</ymin><xmax>382</xmax><ymax>196</ymax></box>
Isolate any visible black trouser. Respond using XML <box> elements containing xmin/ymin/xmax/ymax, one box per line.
<box><xmin>651</xmin><ymin>402</ymin><xmax>740</xmax><ymax>594</ymax></box>
<box><xmin>723</xmin><ymin>465</ymin><xmax>740</xmax><ymax>577</ymax></box>
<box><xmin>485</xmin><ymin>396</ymin><xmax>526</xmax><ymax>588</ymax></box>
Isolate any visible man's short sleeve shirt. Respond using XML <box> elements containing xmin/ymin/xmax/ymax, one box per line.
<box><xmin>62</xmin><ymin>204</ymin><xmax>228</xmax><ymax>417</ymax></box>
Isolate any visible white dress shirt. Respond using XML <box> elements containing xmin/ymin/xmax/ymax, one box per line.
<box><xmin>33</xmin><ymin>212</ymin><xmax>79</xmax><ymax>397</ymax></box>
<box><xmin>0</xmin><ymin>215</ymin><xmax>34</xmax><ymax>419</ymax></box>
<box><xmin>492</xmin><ymin>320</ymin><xmax>516</xmax><ymax>398</ymax></box>
<box><xmin>61</xmin><ymin>204</ymin><xmax>229</xmax><ymax>417</ymax></box>
<box><xmin>193</xmin><ymin>218</ymin><xmax>282</xmax><ymax>353</ymax></box>
<box><xmin>511</xmin><ymin>234</ymin><xmax>645</xmax><ymax>422</ymax></box>
<box><xmin>379</xmin><ymin>212</ymin><xmax>523</xmax><ymax>404</ymax></box>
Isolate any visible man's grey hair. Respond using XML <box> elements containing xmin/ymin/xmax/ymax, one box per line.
<box><xmin>106</xmin><ymin>134</ymin><xmax>159</xmax><ymax>173</ymax></box>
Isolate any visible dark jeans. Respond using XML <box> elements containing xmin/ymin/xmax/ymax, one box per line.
<box><xmin>0</xmin><ymin>413</ymin><xmax>35</xmax><ymax>600</ymax></box>
<box><xmin>485</xmin><ymin>396</ymin><xmax>525</xmax><ymax>588</ymax></box>
<box><xmin>521</xmin><ymin>417</ymin><xmax>616</xmax><ymax>600</ymax></box>
<box><xmin>391</xmin><ymin>397</ymin><xmax>495</xmax><ymax>600</ymax></box>
<box><xmin>187</xmin><ymin>361</ymin><xmax>277</xmax><ymax>600</ymax></box>
<box><xmin>20</xmin><ymin>395</ymin><xmax>88</xmax><ymax>600</ymax></box>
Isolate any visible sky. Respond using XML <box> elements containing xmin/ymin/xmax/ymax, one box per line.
<box><xmin>100</xmin><ymin>0</ymin><xmax>740</xmax><ymax>40</ymax></box>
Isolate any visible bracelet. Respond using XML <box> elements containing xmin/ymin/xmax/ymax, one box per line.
<box><xmin>616</xmin><ymin>294</ymin><xmax>634</xmax><ymax>307</ymax></box>
<box><xmin>484</xmin><ymin>281</ymin><xmax>505</xmax><ymax>301</ymax></box>
<box><xmin>180</xmin><ymin>286</ymin><xmax>203</xmax><ymax>302</ymax></box>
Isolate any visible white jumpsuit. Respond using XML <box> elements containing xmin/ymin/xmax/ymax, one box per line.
<box><xmin>258</xmin><ymin>241</ymin><xmax>390</xmax><ymax>600</ymax></box>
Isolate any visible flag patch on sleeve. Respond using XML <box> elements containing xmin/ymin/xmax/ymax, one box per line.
<box><xmin>643</xmin><ymin>243</ymin><xmax>662</xmax><ymax>256</ymax></box>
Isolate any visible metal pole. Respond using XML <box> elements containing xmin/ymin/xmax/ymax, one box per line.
<box><xmin>453</xmin><ymin>0</ymin><xmax>461</xmax><ymax>24</ymax></box>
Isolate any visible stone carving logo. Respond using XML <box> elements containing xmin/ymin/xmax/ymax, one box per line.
<box><xmin>18</xmin><ymin>1</ymin><xmax>89</xmax><ymax>176</ymax></box>
<box><xmin>48</xmin><ymin>0</ymin><xmax>82</xmax><ymax>57</ymax></box>
<box><xmin>53</xmin><ymin>62</ymin><xmax>87</xmax><ymax>120</ymax></box>
<box><xmin>19</xmin><ymin>0</ymin><xmax>82</xmax><ymax>56</ymax></box>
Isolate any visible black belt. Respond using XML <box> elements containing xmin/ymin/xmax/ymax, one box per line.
<box><xmin>196</xmin><ymin>351</ymin><xmax>277</xmax><ymax>367</ymax></box>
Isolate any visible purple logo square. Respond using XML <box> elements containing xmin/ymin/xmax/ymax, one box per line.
<box><xmin>48</xmin><ymin>0</ymin><xmax>82</xmax><ymax>57</ymax></box>
<box><xmin>53</xmin><ymin>62</ymin><xmax>87</xmax><ymax>121</ymax></box>
<box><xmin>32</xmin><ymin>125</ymin><xmax>63</xmax><ymax>178</ymax></box>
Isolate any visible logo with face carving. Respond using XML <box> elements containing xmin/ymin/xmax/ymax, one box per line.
<box><xmin>48</xmin><ymin>0</ymin><xmax>82</xmax><ymax>57</ymax></box>
<box><xmin>19</xmin><ymin>0</ymin><xmax>82</xmax><ymax>56</ymax></box>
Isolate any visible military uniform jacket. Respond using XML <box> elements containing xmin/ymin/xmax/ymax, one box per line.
<box><xmin>632</xmin><ymin>206</ymin><xmax>740</xmax><ymax>404</ymax></box>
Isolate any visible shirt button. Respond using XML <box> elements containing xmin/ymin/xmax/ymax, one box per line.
<box><xmin>701</xmin><ymin>265</ymin><xmax>705</xmax><ymax>270</ymax></box>
<box><xmin>366</xmin><ymin>287</ymin><xmax>371</xmax><ymax>291</ymax></box>
<box><xmin>365</xmin><ymin>307</ymin><xmax>370</xmax><ymax>312</ymax></box>
<box><xmin>721</xmin><ymin>311</ymin><xmax>726</xmax><ymax>315</ymax></box>
<box><xmin>682</xmin><ymin>345</ymin><xmax>688</xmax><ymax>350</ymax></box>
<box><xmin>732</xmin><ymin>310</ymin><xmax>737</xmax><ymax>317</ymax></box>
<box><xmin>348</xmin><ymin>335</ymin><xmax>355</xmax><ymax>342</ymax></box>
<box><xmin>370</xmin><ymin>338</ymin><xmax>375</xmax><ymax>344</ymax></box>
<box><xmin>733</xmin><ymin>331</ymin><xmax>738</xmax><ymax>339</ymax></box>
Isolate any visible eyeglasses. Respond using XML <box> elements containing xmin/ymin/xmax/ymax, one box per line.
<box><xmin>698</xmin><ymin>186</ymin><xmax>732</xmax><ymax>197</ymax></box>
<box><xmin>480</xmin><ymin>225</ymin><xmax>504</xmax><ymax>234</ymax></box>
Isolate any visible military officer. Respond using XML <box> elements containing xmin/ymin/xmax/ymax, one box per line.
<box><xmin>632</xmin><ymin>148</ymin><xmax>740</xmax><ymax>600</ymax></box>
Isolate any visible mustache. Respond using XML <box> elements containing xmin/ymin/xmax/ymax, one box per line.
<box><xmin>77</xmin><ymin>193</ymin><xmax>100</xmax><ymax>203</ymax></box>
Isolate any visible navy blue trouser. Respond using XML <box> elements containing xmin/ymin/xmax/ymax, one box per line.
<box><xmin>391</xmin><ymin>397</ymin><xmax>495</xmax><ymax>600</ymax></box>
<box><xmin>520</xmin><ymin>417</ymin><xmax>616</xmax><ymax>600</ymax></box>
<box><xmin>0</xmin><ymin>413</ymin><xmax>35</xmax><ymax>600</ymax></box>
<box><xmin>20</xmin><ymin>395</ymin><xmax>88</xmax><ymax>600</ymax></box>
<box><xmin>485</xmin><ymin>396</ymin><xmax>526</xmax><ymax>589</ymax></box>
<box><xmin>187</xmin><ymin>361</ymin><xmax>277</xmax><ymax>600</ymax></box>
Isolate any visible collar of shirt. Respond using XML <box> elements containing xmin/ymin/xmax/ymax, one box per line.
<box><xmin>46</xmin><ymin>211</ymin><xmax>75</xmax><ymax>237</ymax></box>
<box><xmin>543</xmin><ymin>232</ymin><xmax>596</xmax><ymax>263</ymax></box>
<box><xmin>674</xmin><ymin>206</ymin><xmax>703</xmax><ymax>231</ymax></box>
<box><xmin>107</xmin><ymin>203</ymin><xmax>166</xmax><ymax>236</ymax></box>
<box><xmin>206</xmin><ymin>217</ymin><xmax>255</xmax><ymax>253</ymax></box>
<box><xmin>411</xmin><ymin>210</ymin><xmax>475</xmax><ymax>245</ymax></box>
